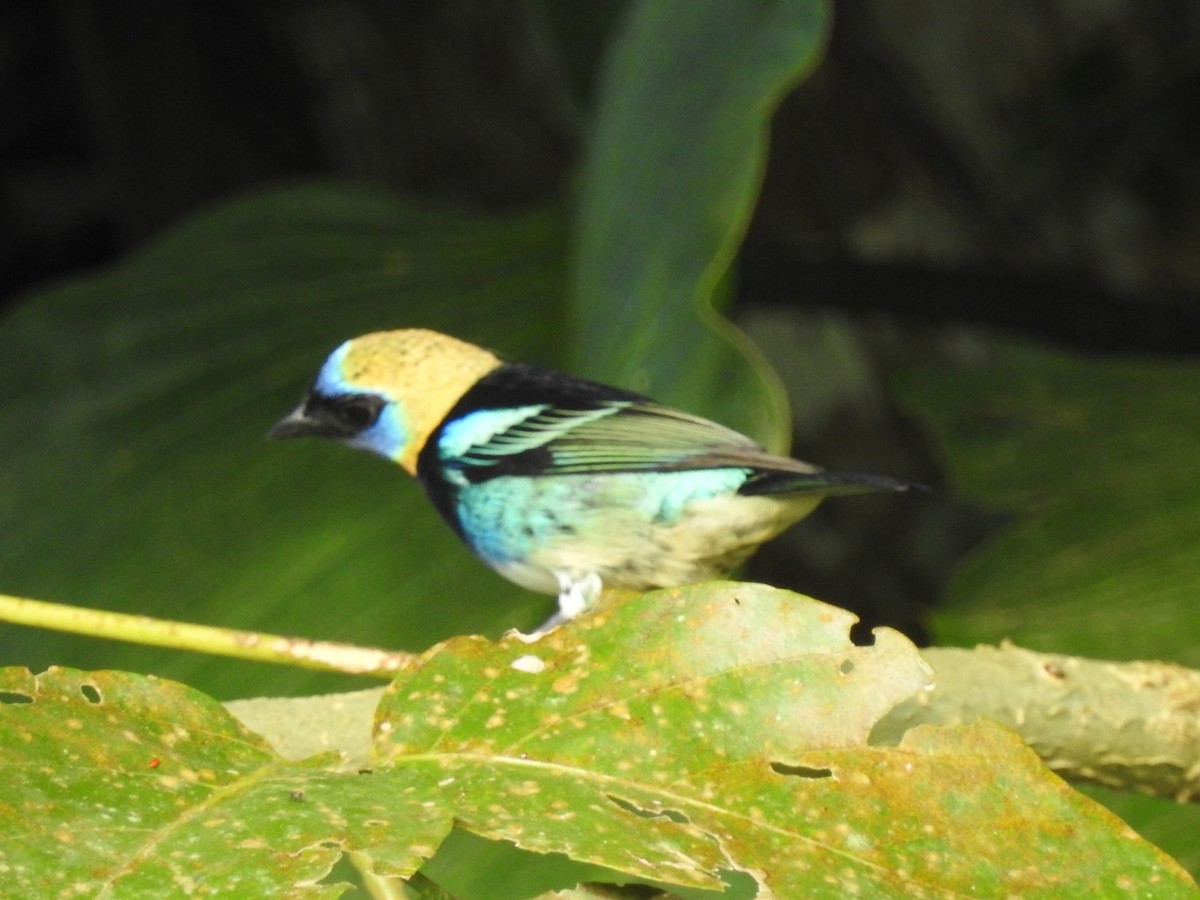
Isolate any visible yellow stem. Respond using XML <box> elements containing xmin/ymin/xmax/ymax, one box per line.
<box><xmin>0</xmin><ymin>593</ymin><xmax>415</xmax><ymax>678</ymax></box>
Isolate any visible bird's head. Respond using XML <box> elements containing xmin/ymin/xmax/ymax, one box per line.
<box><xmin>269</xmin><ymin>329</ymin><xmax>501</xmax><ymax>473</ymax></box>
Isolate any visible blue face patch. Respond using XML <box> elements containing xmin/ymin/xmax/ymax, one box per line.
<box><xmin>346</xmin><ymin>402</ymin><xmax>408</xmax><ymax>460</ymax></box>
<box><xmin>314</xmin><ymin>341</ymin><xmax>355</xmax><ymax>396</ymax></box>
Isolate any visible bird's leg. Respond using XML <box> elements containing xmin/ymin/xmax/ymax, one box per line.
<box><xmin>558</xmin><ymin>570</ymin><xmax>602</xmax><ymax>620</ymax></box>
<box><xmin>526</xmin><ymin>571</ymin><xmax>603</xmax><ymax>636</ymax></box>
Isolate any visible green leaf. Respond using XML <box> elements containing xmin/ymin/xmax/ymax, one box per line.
<box><xmin>572</xmin><ymin>0</ymin><xmax>829</xmax><ymax>450</ymax></box>
<box><xmin>2</xmin><ymin>3</ymin><xmax>833</xmax><ymax>705</ymax></box>
<box><xmin>0</xmin><ymin>185</ymin><xmax>566</xmax><ymax>699</ymax></box>
<box><xmin>1080</xmin><ymin>786</ymin><xmax>1200</xmax><ymax>886</ymax></box>
<box><xmin>899</xmin><ymin>343</ymin><xmax>1200</xmax><ymax>665</ymax></box>
<box><xmin>3</xmin><ymin>586</ymin><xmax>1191</xmax><ymax>898</ymax></box>
<box><xmin>897</xmin><ymin>339</ymin><xmax>1200</xmax><ymax>875</ymax></box>
<box><xmin>0</xmin><ymin>667</ymin><xmax>339</xmax><ymax>896</ymax></box>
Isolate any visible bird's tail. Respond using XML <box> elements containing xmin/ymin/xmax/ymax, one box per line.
<box><xmin>738</xmin><ymin>469</ymin><xmax>924</xmax><ymax>498</ymax></box>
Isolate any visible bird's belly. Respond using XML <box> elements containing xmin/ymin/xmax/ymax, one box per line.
<box><xmin>454</xmin><ymin>472</ymin><xmax>820</xmax><ymax>593</ymax></box>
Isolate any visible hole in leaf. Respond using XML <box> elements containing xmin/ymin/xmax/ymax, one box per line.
<box><xmin>771</xmin><ymin>761</ymin><xmax>833</xmax><ymax>779</ymax></box>
<box><xmin>594</xmin><ymin>885</ymin><xmax>665</xmax><ymax>898</ymax></box>
<box><xmin>0</xmin><ymin>691</ymin><xmax>33</xmax><ymax>705</ymax></box>
<box><xmin>839</xmin><ymin>659</ymin><xmax>855</xmax><ymax>675</ymax></box>
<box><xmin>80</xmin><ymin>684</ymin><xmax>102</xmax><ymax>704</ymax></box>
<box><xmin>317</xmin><ymin>851</ymin><xmax>358</xmax><ymax>889</ymax></box>
<box><xmin>608</xmin><ymin>794</ymin><xmax>689</xmax><ymax>824</ymax></box>
<box><xmin>849</xmin><ymin>621</ymin><xmax>875</xmax><ymax>646</ymax></box>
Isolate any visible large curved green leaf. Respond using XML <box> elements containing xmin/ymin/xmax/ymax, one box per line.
<box><xmin>901</xmin><ymin>344</ymin><xmax>1200</xmax><ymax>664</ymax></box>
<box><xmin>572</xmin><ymin>0</ymin><xmax>829</xmax><ymax>451</ymax></box>
<box><xmin>2</xmin><ymin>3</ymin><xmax>833</xmax><ymax>703</ymax></box>
<box><xmin>0</xmin><ymin>185</ymin><xmax>565</xmax><ymax>699</ymax></box>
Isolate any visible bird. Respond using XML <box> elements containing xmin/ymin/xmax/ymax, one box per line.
<box><xmin>269</xmin><ymin>329</ymin><xmax>916</xmax><ymax>632</ymax></box>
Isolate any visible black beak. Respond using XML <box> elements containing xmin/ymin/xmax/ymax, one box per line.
<box><xmin>267</xmin><ymin>404</ymin><xmax>322</xmax><ymax>440</ymax></box>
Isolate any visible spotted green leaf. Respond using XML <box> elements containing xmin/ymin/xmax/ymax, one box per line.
<box><xmin>5</xmin><ymin>585</ymin><xmax>1190</xmax><ymax>898</ymax></box>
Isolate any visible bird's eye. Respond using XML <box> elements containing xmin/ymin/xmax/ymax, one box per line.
<box><xmin>330</xmin><ymin>394</ymin><xmax>385</xmax><ymax>432</ymax></box>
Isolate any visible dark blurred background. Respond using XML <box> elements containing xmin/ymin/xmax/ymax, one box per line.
<box><xmin>3</xmin><ymin>0</ymin><xmax>1199</xmax><ymax>645</ymax></box>
<box><xmin>8</xmin><ymin>2</ymin><xmax>1200</xmax><ymax>320</ymax></box>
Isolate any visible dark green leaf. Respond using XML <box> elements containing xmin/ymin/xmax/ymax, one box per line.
<box><xmin>900</xmin><ymin>343</ymin><xmax>1200</xmax><ymax>665</ymax></box>
<box><xmin>0</xmin><ymin>185</ymin><xmax>566</xmax><ymax>698</ymax></box>
<box><xmin>572</xmin><ymin>0</ymin><xmax>829</xmax><ymax>450</ymax></box>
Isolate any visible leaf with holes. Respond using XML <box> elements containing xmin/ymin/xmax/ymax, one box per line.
<box><xmin>0</xmin><ymin>666</ymin><xmax>471</xmax><ymax>896</ymax></box>
<box><xmin>1</xmin><ymin>585</ymin><xmax>1194</xmax><ymax>897</ymax></box>
<box><xmin>0</xmin><ymin>667</ymin><xmax>344</xmax><ymax>896</ymax></box>
<box><xmin>370</xmin><ymin>582</ymin><xmax>1193</xmax><ymax>897</ymax></box>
